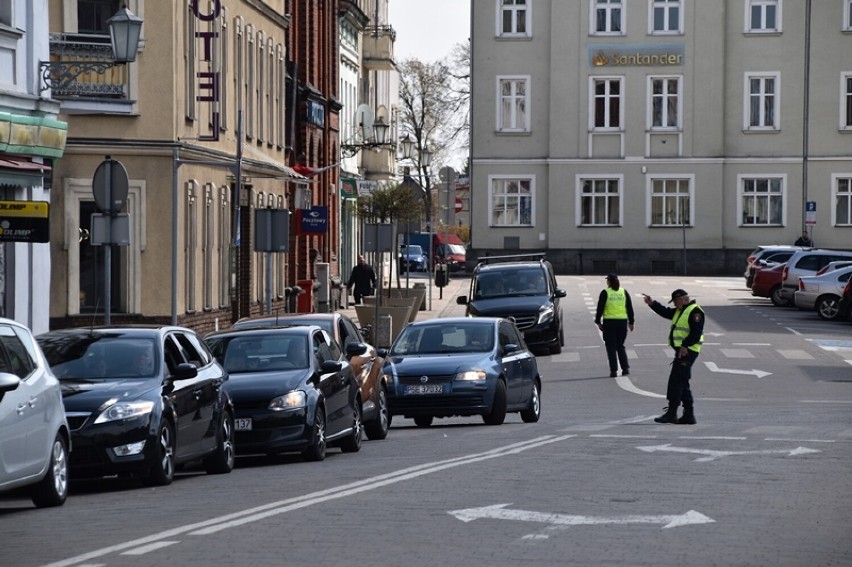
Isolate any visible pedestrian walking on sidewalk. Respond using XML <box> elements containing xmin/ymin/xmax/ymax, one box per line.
<box><xmin>347</xmin><ymin>255</ymin><xmax>376</xmax><ymax>305</ymax></box>
<box><xmin>595</xmin><ymin>273</ymin><xmax>635</xmax><ymax>377</ymax></box>
<box><xmin>643</xmin><ymin>289</ymin><xmax>705</xmax><ymax>424</ymax></box>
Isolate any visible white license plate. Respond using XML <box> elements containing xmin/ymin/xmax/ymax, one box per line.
<box><xmin>405</xmin><ymin>384</ymin><xmax>443</xmax><ymax>395</ymax></box>
<box><xmin>234</xmin><ymin>418</ymin><xmax>252</xmax><ymax>431</ymax></box>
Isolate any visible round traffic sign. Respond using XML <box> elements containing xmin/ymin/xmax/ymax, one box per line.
<box><xmin>92</xmin><ymin>159</ymin><xmax>129</xmax><ymax>214</ymax></box>
<box><xmin>455</xmin><ymin>198</ymin><xmax>463</xmax><ymax>213</ymax></box>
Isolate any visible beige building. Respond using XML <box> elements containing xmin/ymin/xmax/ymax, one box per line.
<box><xmin>470</xmin><ymin>0</ymin><xmax>852</xmax><ymax>275</ymax></box>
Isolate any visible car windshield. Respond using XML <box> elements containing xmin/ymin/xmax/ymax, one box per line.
<box><xmin>207</xmin><ymin>334</ymin><xmax>309</xmax><ymax>372</ymax></box>
<box><xmin>446</xmin><ymin>244</ymin><xmax>465</xmax><ymax>255</ymax></box>
<box><xmin>391</xmin><ymin>324</ymin><xmax>494</xmax><ymax>355</ymax></box>
<box><xmin>475</xmin><ymin>268</ymin><xmax>546</xmax><ymax>298</ymax></box>
<box><xmin>40</xmin><ymin>335</ymin><xmax>158</xmax><ymax>380</ymax></box>
<box><xmin>402</xmin><ymin>245</ymin><xmax>423</xmax><ymax>256</ymax></box>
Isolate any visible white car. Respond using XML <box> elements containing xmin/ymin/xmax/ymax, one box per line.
<box><xmin>794</xmin><ymin>266</ymin><xmax>852</xmax><ymax>320</ymax></box>
<box><xmin>0</xmin><ymin>318</ymin><xmax>70</xmax><ymax>507</ymax></box>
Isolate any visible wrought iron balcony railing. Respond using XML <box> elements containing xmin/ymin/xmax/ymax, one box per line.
<box><xmin>44</xmin><ymin>33</ymin><xmax>129</xmax><ymax>98</ymax></box>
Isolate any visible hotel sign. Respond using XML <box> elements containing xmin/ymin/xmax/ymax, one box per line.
<box><xmin>588</xmin><ymin>43</ymin><xmax>684</xmax><ymax>68</ymax></box>
<box><xmin>192</xmin><ymin>0</ymin><xmax>221</xmax><ymax>141</ymax></box>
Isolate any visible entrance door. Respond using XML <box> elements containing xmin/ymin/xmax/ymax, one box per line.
<box><xmin>78</xmin><ymin>201</ymin><xmax>124</xmax><ymax>313</ymax></box>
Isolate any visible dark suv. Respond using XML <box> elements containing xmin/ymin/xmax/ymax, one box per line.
<box><xmin>456</xmin><ymin>254</ymin><xmax>566</xmax><ymax>354</ymax></box>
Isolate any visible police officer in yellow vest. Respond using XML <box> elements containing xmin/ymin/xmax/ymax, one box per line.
<box><xmin>595</xmin><ymin>273</ymin><xmax>635</xmax><ymax>378</ymax></box>
<box><xmin>643</xmin><ymin>288</ymin><xmax>705</xmax><ymax>424</ymax></box>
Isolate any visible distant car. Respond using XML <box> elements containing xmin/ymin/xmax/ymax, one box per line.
<box><xmin>744</xmin><ymin>246</ymin><xmax>805</xmax><ymax>288</ymax></box>
<box><xmin>382</xmin><ymin>317</ymin><xmax>541</xmax><ymax>427</ymax></box>
<box><xmin>814</xmin><ymin>260</ymin><xmax>852</xmax><ymax>277</ymax></box>
<box><xmin>778</xmin><ymin>249</ymin><xmax>852</xmax><ymax>305</ymax></box>
<box><xmin>205</xmin><ymin>326</ymin><xmax>363</xmax><ymax>461</ymax></box>
<box><xmin>456</xmin><ymin>254</ymin><xmax>566</xmax><ymax>354</ymax></box>
<box><xmin>232</xmin><ymin>312</ymin><xmax>389</xmax><ymax>440</ymax></box>
<box><xmin>794</xmin><ymin>266</ymin><xmax>852</xmax><ymax>320</ymax></box>
<box><xmin>0</xmin><ymin>318</ymin><xmax>70</xmax><ymax>507</ymax></box>
<box><xmin>747</xmin><ymin>250</ymin><xmax>798</xmax><ymax>287</ymax></box>
<box><xmin>37</xmin><ymin>326</ymin><xmax>235</xmax><ymax>485</ymax></box>
<box><xmin>399</xmin><ymin>244</ymin><xmax>428</xmax><ymax>273</ymax></box>
<box><xmin>750</xmin><ymin>262</ymin><xmax>787</xmax><ymax>304</ymax></box>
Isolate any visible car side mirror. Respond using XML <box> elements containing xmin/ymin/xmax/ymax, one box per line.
<box><xmin>0</xmin><ymin>372</ymin><xmax>21</xmax><ymax>393</ymax></box>
<box><xmin>320</xmin><ymin>360</ymin><xmax>344</xmax><ymax>373</ymax></box>
<box><xmin>376</xmin><ymin>348</ymin><xmax>388</xmax><ymax>358</ymax></box>
<box><xmin>456</xmin><ymin>296</ymin><xmax>468</xmax><ymax>305</ymax></box>
<box><xmin>171</xmin><ymin>362</ymin><xmax>198</xmax><ymax>381</ymax></box>
<box><xmin>345</xmin><ymin>342</ymin><xmax>368</xmax><ymax>357</ymax></box>
<box><xmin>503</xmin><ymin>343</ymin><xmax>520</xmax><ymax>354</ymax></box>
<box><xmin>554</xmin><ymin>289</ymin><xmax>567</xmax><ymax>298</ymax></box>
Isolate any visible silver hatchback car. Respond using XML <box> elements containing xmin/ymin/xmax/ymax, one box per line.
<box><xmin>0</xmin><ymin>318</ymin><xmax>70</xmax><ymax>507</ymax></box>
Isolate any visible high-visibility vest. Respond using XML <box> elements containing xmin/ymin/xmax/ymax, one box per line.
<box><xmin>603</xmin><ymin>287</ymin><xmax>628</xmax><ymax>319</ymax></box>
<box><xmin>670</xmin><ymin>303</ymin><xmax>703</xmax><ymax>352</ymax></box>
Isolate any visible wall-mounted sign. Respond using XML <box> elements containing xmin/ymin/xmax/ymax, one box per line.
<box><xmin>191</xmin><ymin>0</ymin><xmax>221</xmax><ymax>141</ymax></box>
<box><xmin>341</xmin><ymin>178</ymin><xmax>358</xmax><ymax>199</ymax></box>
<box><xmin>296</xmin><ymin>206</ymin><xmax>328</xmax><ymax>234</ymax></box>
<box><xmin>0</xmin><ymin>200</ymin><xmax>49</xmax><ymax>243</ymax></box>
<box><xmin>588</xmin><ymin>43</ymin><xmax>684</xmax><ymax>68</ymax></box>
<box><xmin>307</xmin><ymin>101</ymin><xmax>325</xmax><ymax>127</ymax></box>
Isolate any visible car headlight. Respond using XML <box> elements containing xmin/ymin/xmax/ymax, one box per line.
<box><xmin>93</xmin><ymin>400</ymin><xmax>155</xmax><ymax>424</ymax></box>
<box><xmin>538</xmin><ymin>305</ymin><xmax>554</xmax><ymax>324</ymax></box>
<box><xmin>455</xmin><ymin>369</ymin><xmax>487</xmax><ymax>382</ymax></box>
<box><xmin>269</xmin><ymin>390</ymin><xmax>306</xmax><ymax>411</ymax></box>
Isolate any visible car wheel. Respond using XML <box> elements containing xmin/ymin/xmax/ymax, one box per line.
<box><xmin>769</xmin><ymin>286</ymin><xmax>790</xmax><ymax>307</ymax></box>
<box><xmin>204</xmin><ymin>411</ymin><xmax>235</xmax><ymax>474</ymax></box>
<box><xmin>145</xmin><ymin>420</ymin><xmax>175</xmax><ymax>486</ymax></box>
<box><xmin>339</xmin><ymin>401</ymin><xmax>363</xmax><ymax>453</ymax></box>
<box><xmin>302</xmin><ymin>407</ymin><xmax>327</xmax><ymax>462</ymax></box>
<box><xmin>30</xmin><ymin>433</ymin><xmax>69</xmax><ymax>508</ymax></box>
<box><xmin>413</xmin><ymin>415</ymin><xmax>433</xmax><ymax>427</ymax></box>
<box><xmin>816</xmin><ymin>295</ymin><xmax>840</xmax><ymax>320</ymax></box>
<box><xmin>520</xmin><ymin>380</ymin><xmax>541</xmax><ymax>423</ymax></box>
<box><xmin>364</xmin><ymin>386</ymin><xmax>390</xmax><ymax>440</ymax></box>
<box><xmin>483</xmin><ymin>380</ymin><xmax>507</xmax><ymax>426</ymax></box>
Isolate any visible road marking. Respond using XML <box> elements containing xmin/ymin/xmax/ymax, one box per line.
<box><xmin>764</xmin><ymin>438</ymin><xmax>835</xmax><ymax>443</ymax></box>
<box><xmin>720</xmin><ymin>349</ymin><xmax>754</xmax><ymax>358</ymax></box>
<box><xmin>614</xmin><ymin>375</ymin><xmax>665</xmax><ymax>398</ymax></box>
<box><xmin>732</xmin><ymin>342</ymin><xmax>770</xmax><ymax>346</ymax></box>
<box><xmin>679</xmin><ymin>436</ymin><xmax>747</xmax><ymax>440</ymax></box>
<box><xmin>120</xmin><ymin>542</ymin><xmax>180</xmax><ymax>556</ymax></box>
<box><xmin>636</xmin><ymin>443</ymin><xmax>820</xmax><ymax>462</ymax></box>
<box><xmin>42</xmin><ymin>435</ymin><xmax>575</xmax><ymax>567</ymax></box>
<box><xmin>809</xmin><ymin>339</ymin><xmax>852</xmax><ymax>351</ymax></box>
<box><xmin>448</xmin><ymin>503</ymin><xmax>715</xmax><ymax>530</ymax></box>
<box><xmin>704</xmin><ymin>361</ymin><xmax>771</xmax><ymax>378</ymax></box>
<box><xmin>590</xmin><ymin>434</ymin><xmax>659</xmax><ymax>439</ymax></box>
<box><xmin>778</xmin><ymin>350</ymin><xmax>814</xmax><ymax>360</ymax></box>
<box><xmin>785</xmin><ymin>327</ymin><xmax>803</xmax><ymax>336</ymax></box>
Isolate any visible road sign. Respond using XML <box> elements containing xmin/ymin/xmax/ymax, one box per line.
<box><xmin>805</xmin><ymin>200</ymin><xmax>816</xmax><ymax>225</ymax></box>
<box><xmin>455</xmin><ymin>198</ymin><xmax>463</xmax><ymax>212</ymax></box>
<box><xmin>92</xmin><ymin>158</ymin><xmax>129</xmax><ymax>214</ymax></box>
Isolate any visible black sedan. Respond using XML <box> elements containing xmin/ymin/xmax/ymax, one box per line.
<box><xmin>381</xmin><ymin>317</ymin><xmax>541</xmax><ymax>427</ymax></box>
<box><xmin>204</xmin><ymin>326</ymin><xmax>363</xmax><ymax>461</ymax></box>
<box><xmin>36</xmin><ymin>326</ymin><xmax>235</xmax><ymax>485</ymax></box>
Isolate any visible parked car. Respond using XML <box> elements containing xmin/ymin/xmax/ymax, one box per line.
<box><xmin>456</xmin><ymin>254</ymin><xmax>566</xmax><ymax>354</ymax></box>
<box><xmin>399</xmin><ymin>244</ymin><xmax>428</xmax><ymax>273</ymax></box>
<box><xmin>232</xmin><ymin>312</ymin><xmax>389</xmax><ymax>440</ymax></box>
<box><xmin>382</xmin><ymin>317</ymin><xmax>541</xmax><ymax>427</ymax></box>
<box><xmin>778</xmin><ymin>249</ymin><xmax>852</xmax><ymax>306</ymax></box>
<box><xmin>837</xmin><ymin>278</ymin><xmax>852</xmax><ymax>323</ymax></box>
<box><xmin>744</xmin><ymin>245</ymin><xmax>806</xmax><ymax>288</ymax></box>
<box><xmin>37</xmin><ymin>326</ymin><xmax>235</xmax><ymax>485</ymax></box>
<box><xmin>794</xmin><ymin>266</ymin><xmax>852</xmax><ymax>320</ymax></box>
<box><xmin>0</xmin><ymin>318</ymin><xmax>70</xmax><ymax>507</ymax></box>
<box><xmin>204</xmin><ymin>326</ymin><xmax>363</xmax><ymax>461</ymax></box>
<box><xmin>814</xmin><ymin>260</ymin><xmax>852</xmax><ymax>277</ymax></box>
<box><xmin>750</xmin><ymin>262</ymin><xmax>787</xmax><ymax>304</ymax></box>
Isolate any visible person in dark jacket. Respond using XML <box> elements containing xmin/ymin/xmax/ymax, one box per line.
<box><xmin>643</xmin><ymin>288</ymin><xmax>705</xmax><ymax>424</ymax></box>
<box><xmin>346</xmin><ymin>255</ymin><xmax>376</xmax><ymax>305</ymax></box>
<box><xmin>794</xmin><ymin>230</ymin><xmax>814</xmax><ymax>247</ymax></box>
<box><xmin>594</xmin><ymin>273</ymin><xmax>635</xmax><ymax>378</ymax></box>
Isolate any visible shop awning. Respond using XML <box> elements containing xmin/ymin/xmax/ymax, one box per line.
<box><xmin>0</xmin><ymin>157</ymin><xmax>51</xmax><ymax>187</ymax></box>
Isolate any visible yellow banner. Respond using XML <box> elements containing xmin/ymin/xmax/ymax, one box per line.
<box><xmin>0</xmin><ymin>200</ymin><xmax>49</xmax><ymax>218</ymax></box>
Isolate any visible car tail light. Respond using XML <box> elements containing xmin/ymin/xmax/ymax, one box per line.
<box><xmin>798</xmin><ymin>280</ymin><xmax>805</xmax><ymax>291</ymax></box>
<box><xmin>844</xmin><ymin>280</ymin><xmax>852</xmax><ymax>295</ymax></box>
<box><xmin>781</xmin><ymin>265</ymin><xmax>788</xmax><ymax>281</ymax></box>
<box><xmin>815</xmin><ymin>266</ymin><xmax>828</xmax><ymax>276</ymax></box>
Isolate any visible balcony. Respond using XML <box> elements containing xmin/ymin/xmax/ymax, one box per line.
<box><xmin>45</xmin><ymin>33</ymin><xmax>129</xmax><ymax>100</ymax></box>
<box><xmin>362</xmin><ymin>26</ymin><xmax>395</xmax><ymax>71</ymax></box>
<box><xmin>361</xmin><ymin>146</ymin><xmax>395</xmax><ymax>181</ymax></box>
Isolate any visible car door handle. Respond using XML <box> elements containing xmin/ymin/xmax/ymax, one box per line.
<box><xmin>17</xmin><ymin>403</ymin><xmax>26</xmax><ymax>414</ymax></box>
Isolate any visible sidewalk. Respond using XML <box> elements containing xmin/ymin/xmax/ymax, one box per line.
<box><xmin>337</xmin><ymin>275</ymin><xmax>469</xmax><ymax>326</ymax></box>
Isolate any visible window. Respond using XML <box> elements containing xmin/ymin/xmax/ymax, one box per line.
<box><xmin>845</xmin><ymin>0</ymin><xmax>852</xmax><ymax>30</ymax></box>
<box><xmin>650</xmin><ymin>177</ymin><xmax>692</xmax><ymax>226</ymax></box>
<box><xmin>834</xmin><ymin>175</ymin><xmax>852</xmax><ymax>226</ymax></box>
<box><xmin>592</xmin><ymin>0</ymin><xmax>624</xmax><ymax>34</ymax></box>
<box><xmin>649</xmin><ymin>76</ymin><xmax>681</xmax><ymax>129</ymax></box>
<box><xmin>591</xmin><ymin>77</ymin><xmax>623</xmax><ymax>130</ymax></box>
<box><xmin>77</xmin><ymin>0</ymin><xmax>118</xmax><ymax>34</ymax></box>
<box><xmin>489</xmin><ymin>176</ymin><xmax>533</xmax><ymax>226</ymax></box>
<box><xmin>498</xmin><ymin>0</ymin><xmax>529</xmax><ymax>36</ymax></box>
<box><xmin>219</xmin><ymin>186</ymin><xmax>231</xmax><ymax>308</ymax></box>
<box><xmin>203</xmin><ymin>184</ymin><xmax>214</xmax><ymax>311</ymax></box>
<box><xmin>744</xmin><ymin>73</ymin><xmax>779</xmax><ymax>130</ymax></box>
<box><xmin>185</xmin><ymin>181</ymin><xmax>198</xmax><ymax>312</ymax></box>
<box><xmin>650</xmin><ymin>0</ymin><xmax>682</xmax><ymax>34</ymax></box>
<box><xmin>739</xmin><ymin>176</ymin><xmax>784</xmax><ymax>226</ymax></box>
<box><xmin>497</xmin><ymin>76</ymin><xmax>529</xmax><ymax>132</ymax></box>
<box><xmin>842</xmin><ymin>73</ymin><xmax>852</xmax><ymax>130</ymax></box>
<box><xmin>746</xmin><ymin>0</ymin><xmax>780</xmax><ymax>33</ymax></box>
<box><xmin>0</xmin><ymin>0</ymin><xmax>13</xmax><ymax>27</ymax></box>
<box><xmin>578</xmin><ymin>176</ymin><xmax>622</xmax><ymax>226</ymax></box>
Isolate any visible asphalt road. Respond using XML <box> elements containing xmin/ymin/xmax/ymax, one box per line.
<box><xmin>2</xmin><ymin>276</ymin><xmax>851</xmax><ymax>567</ymax></box>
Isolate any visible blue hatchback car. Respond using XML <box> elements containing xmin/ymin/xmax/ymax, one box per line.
<box><xmin>381</xmin><ymin>317</ymin><xmax>541</xmax><ymax>427</ymax></box>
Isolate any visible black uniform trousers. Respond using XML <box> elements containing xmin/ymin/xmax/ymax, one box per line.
<box><xmin>601</xmin><ymin>319</ymin><xmax>629</xmax><ymax>374</ymax></box>
<box><xmin>666</xmin><ymin>349</ymin><xmax>699</xmax><ymax>409</ymax></box>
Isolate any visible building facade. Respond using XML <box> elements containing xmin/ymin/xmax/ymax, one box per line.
<box><xmin>470</xmin><ymin>0</ymin><xmax>852</xmax><ymax>275</ymax></box>
<box><xmin>0</xmin><ymin>0</ymin><xmax>66</xmax><ymax>333</ymax></box>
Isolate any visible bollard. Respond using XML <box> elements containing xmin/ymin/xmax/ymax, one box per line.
<box><xmin>414</xmin><ymin>282</ymin><xmax>427</xmax><ymax>311</ymax></box>
<box><xmin>375</xmin><ymin>314</ymin><xmax>392</xmax><ymax>348</ymax></box>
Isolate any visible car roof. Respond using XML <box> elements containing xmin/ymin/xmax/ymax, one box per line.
<box><xmin>408</xmin><ymin>317</ymin><xmax>502</xmax><ymax>327</ymax></box>
<box><xmin>206</xmin><ymin>324</ymin><xmax>322</xmax><ymax>340</ymax></box>
<box><xmin>38</xmin><ymin>325</ymin><xmax>190</xmax><ymax>338</ymax></box>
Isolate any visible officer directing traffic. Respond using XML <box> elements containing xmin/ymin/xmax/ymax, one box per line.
<box><xmin>643</xmin><ymin>289</ymin><xmax>705</xmax><ymax>424</ymax></box>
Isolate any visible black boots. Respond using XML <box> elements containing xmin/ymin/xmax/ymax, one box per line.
<box><xmin>677</xmin><ymin>407</ymin><xmax>697</xmax><ymax>425</ymax></box>
<box><xmin>654</xmin><ymin>406</ymin><xmax>679</xmax><ymax>423</ymax></box>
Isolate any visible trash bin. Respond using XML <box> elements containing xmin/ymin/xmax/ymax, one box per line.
<box><xmin>297</xmin><ymin>279</ymin><xmax>314</xmax><ymax>313</ymax></box>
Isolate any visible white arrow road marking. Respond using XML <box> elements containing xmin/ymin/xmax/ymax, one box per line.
<box><xmin>636</xmin><ymin>443</ymin><xmax>820</xmax><ymax>462</ymax></box>
<box><xmin>448</xmin><ymin>503</ymin><xmax>714</xmax><ymax>530</ymax></box>
<box><xmin>704</xmin><ymin>361</ymin><xmax>772</xmax><ymax>378</ymax></box>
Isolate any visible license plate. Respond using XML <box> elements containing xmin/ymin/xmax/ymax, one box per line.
<box><xmin>234</xmin><ymin>418</ymin><xmax>252</xmax><ymax>431</ymax></box>
<box><xmin>405</xmin><ymin>384</ymin><xmax>443</xmax><ymax>395</ymax></box>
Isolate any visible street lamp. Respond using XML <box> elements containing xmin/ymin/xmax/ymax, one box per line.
<box><xmin>40</xmin><ymin>5</ymin><xmax>143</xmax><ymax>93</ymax></box>
<box><xmin>341</xmin><ymin>114</ymin><xmax>394</xmax><ymax>158</ymax></box>
<box><xmin>399</xmin><ymin>134</ymin><xmax>434</xmax><ymax>308</ymax></box>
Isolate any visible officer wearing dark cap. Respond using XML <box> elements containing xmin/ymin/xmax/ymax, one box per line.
<box><xmin>642</xmin><ymin>288</ymin><xmax>705</xmax><ymax>424</ymax></box>
<box><xmin>595</xmin><ymin>273</ymin><xmax>635</xmax><ymax>378</ymax></box>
